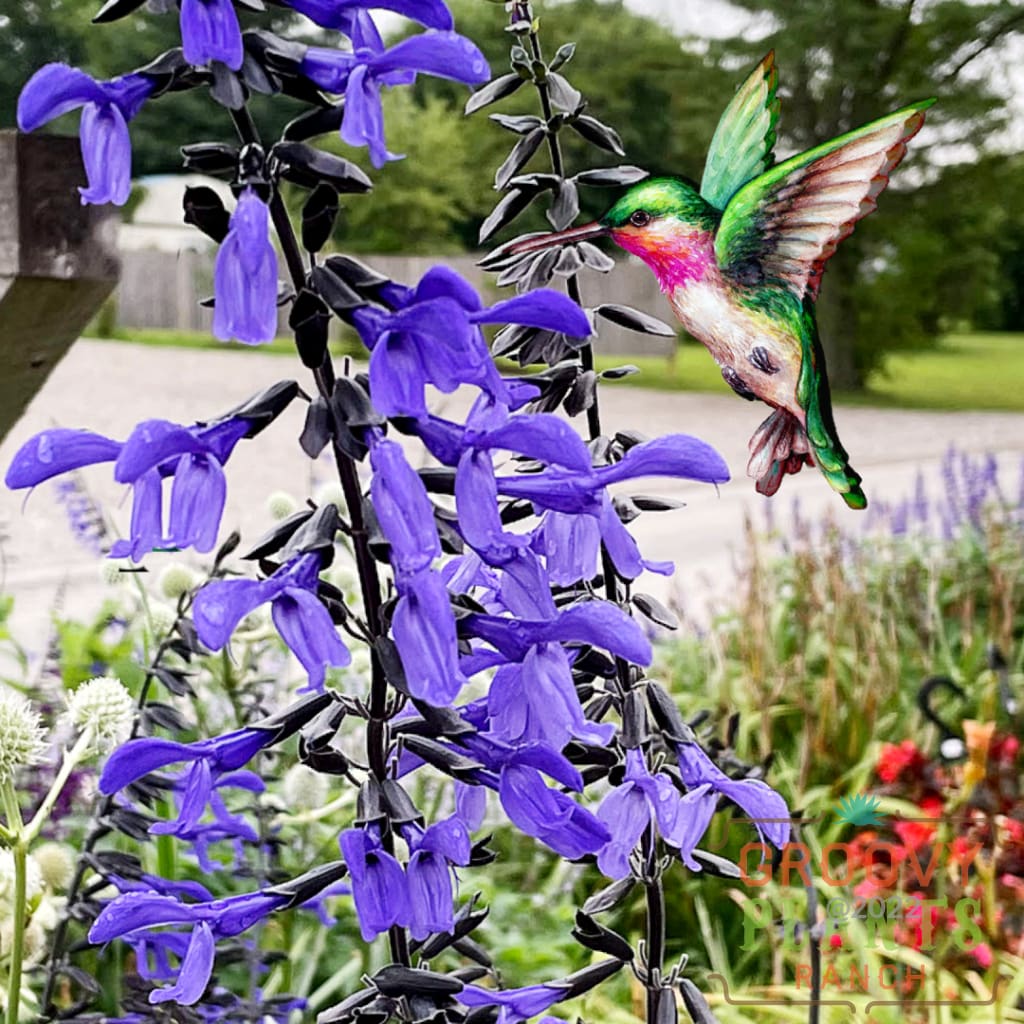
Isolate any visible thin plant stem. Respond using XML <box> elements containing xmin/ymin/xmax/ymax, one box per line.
<box><xmin>7</xmin><ymin>842</ymin><xmax>28</xmax><ymax>1024</ymax></box>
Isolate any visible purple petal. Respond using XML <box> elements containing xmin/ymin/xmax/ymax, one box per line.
<box><xmin>539</xmin><ymin>511</ymin><xmax>600</xmax><ymax>586</ymax></box>
<box><xmin>78</xmin><ymin>101</ymin><xmax>132</xmax><ymax>205</ymax></box>
<box><xmin>115</xmin><ymin>420</ymin><xmax>203</xmax><ymax>483</ymax></box>
<box><xmin>391</xmin><ymin>571</ymin><xmax>463</xmax><ymax>705</ymax></box>
<box><xmin>101</xmin><ymin>73</ymin><xmax>155</xmax><ymax>120</ymax></box>
<box><xmin>717</xmin><ymin>778</ymin><xmax>791</xmax><ymax>850</ymax></box>
<box><xmin>369</xmin><ymin>32</ymin><xmax>489</xmax><ymax>86</ymax></box>
<box><xmin>668</xmin><ymin>786</ymin><xmax>718</xmax><ymax>870</ymax></box>
<box><xmin>455</xmin><ymin>450</ymin><xmax>510</xmax><ymax>557</ymax></box>
<box><xmin>5</xmin><ymin>429</ymin><xmax>120</xmax><ymax>489</ymax></box>
<box><xmin>89</xmin><ymin>892</ymin><xmax>199</xmax><ymax>943</ymax></box>
<box><xmin>342</xmin><ymin>64</ymin><xmax>397</xmax><ymax>168</ymax></box>
<box><xmin>596</xmin><ymin>784</ymin><xmax>648</xmax><ymax>879</ymax></box>
<box><xmin>597</xmin><ymin>434</ymin><xmax>730</xmax><ymax>487</ymax></box>
<box><xmin>472</xmin><ymin>290</ymin><xmax>592</xmax><ymax>338</ymax></box>
<box><xmin>272</xmin><ymin>588</ymin><xmax>351</xmax><ymax>690</ymax></box>
<box><xmin>541</xmin><ymin>601</ymin><xmax>652</xmax><ymax>665</ymax></box>
<box><xmin>193</xmin><ymin>576</ymin><xmax>283</xmax><ymax>650</ymax></box>
<box><xmin>180</xmin><ymin>0</ymin><xmax>244</xmax><ymax>70</ymax></box>
<box><xmin>150</xmin><ymin>922</ymin><xmax>215</xmax><ymax>1005</ymax></box>
<box><xmin>169</xmin><ymin>454</ymin><xmax>225</xmax><ymax>553</ymax></box>
<box><xmin>456</xmin><ymin>783</ymin><xmax>487</xmax><ymax>831</ymax></box>
<box><xmin>301</xmin><ymin>47</ymin><xmax>358</xmax><ymax>92</ymax></box>
<box><xmin>126</xmin><ymin>469</ymin><xmax>166</xmax><ymax>562</ymax></box>
<box><xmin>369</xmin><ymin>439</ymin><xmax>441</xmax><ymax>574</ymax></box>
<box><xmin>17</xmin><ymin>64</ymin><xmax>104</xmax><ymax>131</ymax></box>
<box><xmin>368</xmin><ymin>333</ymin><xmax>428</xmax><ymax>418</ymax></box>
<box><xmin>509</xmin><ymin>743</ymin><xmax>583</xmax><ymax>792</ymax></box>
<box><xmin>597</xmin><ymin>494</ymin><xmax>646</xmax><ymax>580</ymax></box>
<box><xmin>194</xmin><ymin>416</ymin><xmax>250</xmax><ymax>466</ymax></box>
<box><xmin>412</xmin><ymin>265</ymin><xmax>482</xmax><ymax>311</ymax></box>
<box><xmin>151</xmin><ymin>760</ymin><xmax>213</xmax><ymax>837</ymax></box>
<box><xmin>100</xmin><ymin>738</ymin><xmax>204</xmax><ymax>795</ymax></box>
<box><xmin>480</xmin><ymin>415</ymin><xmax>590</xmax><ymax>471</ymax></box>
<box><xmin>405</xmin><ymin>850</ymin><xmax>453</xmax><ymax>940</ymax></box>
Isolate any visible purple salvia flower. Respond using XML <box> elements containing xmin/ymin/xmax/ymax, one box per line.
<box><xmin>17</xmin><ymin>64</ymin><xmax>154</xmax><ymax>205</ymax></box>
<box><xmin>193</xmin><ymin>551</ymin><xmax>351</xmax><ymax>690</ymax></box>
<box><xmin>596</xmin><ymin>749</ymin><xmax>690</xmax><ymax>879</ymax></box>
<box><xmin>400</xmin><ymin>816</ymin><xmax>472</xmax><ymax>940</ymax></box>
<box><xmin>214</xmin><ymin>188</ymin><xmax>279</xmax><ymax>345</ymax></box>
<box><xmin>113</xmin><ymin>416</ymin><xmax>251</xmax><ymax>558</ymax></box>
<box><xmin>89</xmin><ymin>888</ymin><xmax>289</xmax><ymax>1004</ymax></box>
<box><xmin>675</xmin><ymin>739</ymin><xmax>790</xmax><ymax>854</ymax></box>
<box><xmin>302</xmin><ymin>32</ymin><xmax>489</xmax><ymax>166</ymax></box>
<box><xmin>180</xmin><ymin>0</ymin><xmax>244</xmax><ymax>70</ymax></box>
<box><xmin>340</xmin><ymin>826</ymin><xmax>409</xmax><ymax>941</ymax></box>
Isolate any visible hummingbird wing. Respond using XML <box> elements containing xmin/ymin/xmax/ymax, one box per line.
<box><xmin>713</xmin><ymin>99</ymin><xmax>935</xmax><ymax>301</ymax></box>
<box><xmin>699</xmin><ymin>51</ymin><xmax>780</xmax><ymax>211</ymax></box>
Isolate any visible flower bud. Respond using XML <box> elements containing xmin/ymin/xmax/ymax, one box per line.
<box><xmin>0</xmin><ymin>694</ymin><xmax>46</xmax><ymax>784</ymax></box>
<box><xmin>67</xmin><ymin>676</ymin><xmax>134</xmax><ymax>753</ymax></box>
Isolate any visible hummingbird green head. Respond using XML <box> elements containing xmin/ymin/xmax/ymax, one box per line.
<box><xmin>505</xmin><ymin>177</ymin><xmax>721</xmax><ymax>289</ymax></box>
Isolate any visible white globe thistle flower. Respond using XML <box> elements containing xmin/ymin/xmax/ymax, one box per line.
<box><xmin>98</xmin><ymin>559</ymin><xmax>129</xmax><ymax>586</ymax></box>
<box><xmin>281</xmin><ymin>763</ymin><xmax>329</xmax><ymax>812</ymax></box>
<box><xmin>0</xmin><ymin>693</ymin><xmax>46</xmax><ymax>785</ymax></box>
<box><xmin>314</xmin><ymin>481</ymin><xmax>345</xmax><ymax>511</ymax></box>
<box><xmin>33</xmin><ymin>843</ymin><xmax>75</xmax><ymax>891</ymax></box>
<box><xmin>267</xmin><ymin>491</ymin><xmax>298</xmax><ymax>521</ymax></box>
<box><xmin>67</xmin><ymin>676</ymin><xmax>134</xmax><ymax>753</ymax></box>
<box><xmin>147</xmin><ymin>602</ymin><xmax>177</xmax><ymax>638</ymax></box>
<box><xmin>159</xmin><ymin>563</ymin><xmax>198</xmax><ymax>600</ymax></box>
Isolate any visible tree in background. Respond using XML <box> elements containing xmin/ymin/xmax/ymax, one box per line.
<box><xmin>701</xmin><ymin>0</ymin><xmax>1024</xmax><ymax>385</ymax></box>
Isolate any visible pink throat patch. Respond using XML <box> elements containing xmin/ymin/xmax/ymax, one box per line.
<box><xmin>611</xmin><ymin>229</ymin><xmax>715</xmax><ymax>292</ymax></box>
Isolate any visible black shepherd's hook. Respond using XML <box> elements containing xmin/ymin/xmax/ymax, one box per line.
<box><xmin>987</xmin><ymin>644</ymin><xmax>1020</xmax><ymax>719</ymax></box>
<box><xmin>916</xmin><ymin>675</ymin><xmax>968</xmax><ymax>762</ymax></box>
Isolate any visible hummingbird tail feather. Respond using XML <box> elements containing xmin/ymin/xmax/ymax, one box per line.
<box><xmin>747</xmin><ymin>407</ymin><xmax>867</xmax><ymax>509</ymax></box>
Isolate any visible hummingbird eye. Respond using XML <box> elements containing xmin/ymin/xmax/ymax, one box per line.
<box><xmin>630</xmin><ymin>210</ymin><xmax>651</xmax><ymax>228</ymax></box>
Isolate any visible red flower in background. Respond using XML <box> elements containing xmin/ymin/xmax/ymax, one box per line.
<box><xmin>877</xmin><ymin>740</ymin><xmax>927</xmax><ymax>783</ymax></box>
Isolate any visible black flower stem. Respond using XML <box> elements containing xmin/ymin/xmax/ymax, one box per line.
<box><xmin>228</xmin><ymin>106</ymin><xmax>409</xmax><ymax>968</ymax></box>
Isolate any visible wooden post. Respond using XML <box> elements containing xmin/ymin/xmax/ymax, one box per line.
<box><xmin>0</xmin><ymin>131</ymin><xmax>120</xmax><ymax>441</ymax></box>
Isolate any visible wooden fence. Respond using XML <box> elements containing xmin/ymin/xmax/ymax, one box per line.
<box><xmin>113</xmin><ymin>249</ymin><xmax>678</xmax><ymax>357</ymax></box>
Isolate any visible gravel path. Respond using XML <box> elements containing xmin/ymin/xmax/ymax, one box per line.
<box><xmin>3</xmin><ymin>339</ymin><xmax>1023</xmax><ymax>656</ymax></box>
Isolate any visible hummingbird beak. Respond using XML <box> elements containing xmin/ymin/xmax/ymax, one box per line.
<box><xmin>483</xmin><ymin>222</ymin><xmax>610</xmax><ymax>266</ymax></box>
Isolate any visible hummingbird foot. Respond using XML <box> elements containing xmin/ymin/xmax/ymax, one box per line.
<box><xmin>747</xmin><ymin>408</ymin><xmax>811</xmax><ymax>497</ymax></box>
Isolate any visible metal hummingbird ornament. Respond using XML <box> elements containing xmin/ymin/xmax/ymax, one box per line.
<box><xmin>497</xmin><ymin>53</ymin><xmax>935</xmax><ymax>508</ymax></box>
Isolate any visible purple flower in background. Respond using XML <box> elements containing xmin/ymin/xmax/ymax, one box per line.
<box><xmin>214</xmin><ymin>188</ymin><xmax>279</xmax><ymax>345</ymax></box>
<box><xmin>17</xmin><ymin>64</ymin><xmax>154</xmax><ymax>205</ymax></box>
<box><xmin>113</xmin><ymin>415</ymin><xmax>251</xmax><ymax>558</ymax></box>
<box><xmin>353</xmin><ymin>267</ymin><xmax>591</xmax><ymax>416</ymax></box>
<box><xmin>194</xmin><ymin>552</ymin><xmax>350</xmax><ymax>690</ymax></box>
<box><xmin>340</xmin><ymin>826</ymin><xmax>408</xmax><ymax>941</ymax></box>
<box><xmin>286</xmin><ymin>0</ymin><xmax>453</xmax><ymax>33</ymax></box>
<box><xmin>675</xmin><ymin>739</ymin><xmax>791</xmax><ymax>852</ymax></box>
<box><xmin>302</xmin><ymin>32</ymin><xmax>489</xmax><ymax>166</ymax></box>
<box><xmin>180</xmin><ymin>0</ymin><xmax>244</xmax><ymax>70</ymax></box>
<box><xmin>89</xmin><ymin>889</ymin><xmax>289</xmax><ymax>1004</ymax></box>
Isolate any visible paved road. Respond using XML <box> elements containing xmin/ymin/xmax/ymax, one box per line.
<box><xmin>2</xmin><ymin>339</ymin><xmax>1023</xmax><ymax>656</ymax></box>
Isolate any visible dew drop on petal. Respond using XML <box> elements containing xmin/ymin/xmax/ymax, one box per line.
<box><xmin>37</xmin><ymin>434</ymin><xmax>54</xmax><ymax>464</ymax></box>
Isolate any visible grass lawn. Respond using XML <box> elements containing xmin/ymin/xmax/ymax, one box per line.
<box><xmin>90</xmin><ymin>329</ymin><xmax>1024</xmax><ymax>413</ymax></box>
